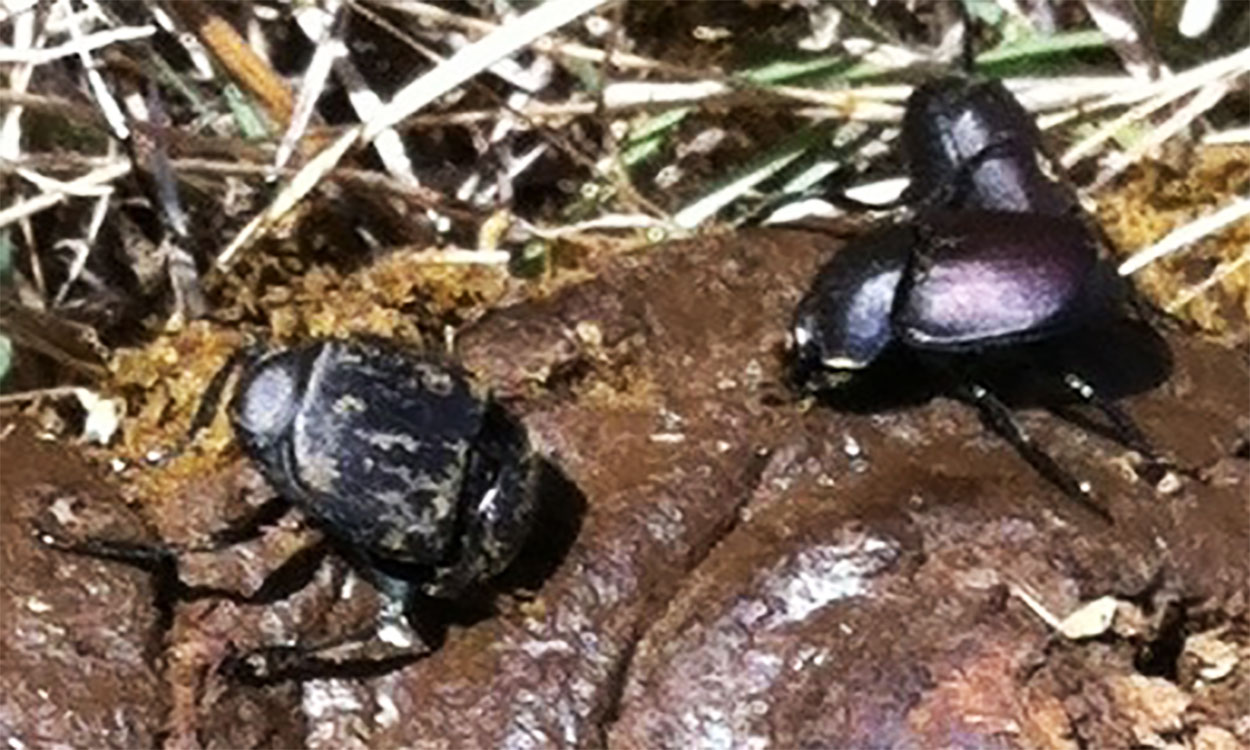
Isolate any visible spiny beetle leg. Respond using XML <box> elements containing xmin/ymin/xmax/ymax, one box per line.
<box><xmin>1061</xmin><ymin>373</ymin><xmax>1156</xmax><ymax>458</ymax></box>
<box><xmin>35</xmin><ymin>494</ymin><xmax>290</xmax><ymax>561</ymax></box>
<box><xmin>34</xmin><ymin>524</ymin><xmax>177</xmax><ymax>568</ymax></box>
<box><xmin>1061</xmin><ymin>372</ymin><xmax>1186</xmax><ymax>487</ymax></box>
<box><xmin>185</xmin><ymin>344</ymin><xmax>263</xmax><ymax>447</ymax></box>
<box><xmin>956</xmin><ymin>382</ymin><xmax>1112</xmax><ymax>522</ymax></box>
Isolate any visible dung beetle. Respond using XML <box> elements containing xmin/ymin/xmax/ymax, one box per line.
<box><xmin>40</xmin><ymin>337</ymin><xmax>542</xmax><ymax>678</ymax></box>
<box><xmin>792</xmin><ymin>76</ymin><xmax>1163</xmax><ymax>514</ymax></box>
<box><xmin>226</xmin><ymin>338</ymin><xmax>538</xmax><ymax>599</ymax></box>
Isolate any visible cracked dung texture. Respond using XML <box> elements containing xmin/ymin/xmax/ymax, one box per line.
<box><xmin>1</xmin><ymin>425</ymin><xmax>168</xmax><ymax>749</ymax></box>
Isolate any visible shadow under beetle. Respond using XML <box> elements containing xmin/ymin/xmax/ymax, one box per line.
<box><xmin>791</xmin><ymin>76</ymin><xmax>1169</xmax><ymax>517</ymax></box>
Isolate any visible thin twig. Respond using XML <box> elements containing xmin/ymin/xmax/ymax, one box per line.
<box><xmin>0</xmin><ymin>3</ymin><xmax>40</xmax><ymax>161</ymax></box>
<box><xmin>59</xmin><ymin>0</ymin><xmax>129</xmax><ymax>139</ymax></box>
<box><xmin>216</xmin><ymin>126</ymin><xmax>360</xmax><ymax>268</ymax></box>
<box><xmin>390</xmin><ymin>248</ymin><xmax>511</xmax><ymax>264</ymax></box>
<box><xmin>0</xmin><ymin>23</ymin><xmax>155</xmax><ymax>64</ymax></box>
<box><xmin>215</xmin><ymin>0</ymin><xmax>611</xmax><ymax>268</ymax></box>
<box><xmin>1090</xmin><ymin>76</ymin><xmax>1236</xmax><ymax>191</ymax></box>
<box><xmin>274</xmin><ymin>0</ymin><xmax>344</xmax><ymax>176</ymax></box>
<box><xmin>0</xmin><ymin>385</ymin><xmax>84</xmax><ymax>406</ymax></box>
<box><xmin>362</xmin><ymin>0</ymin><xmax>610</xmax><ymax>142</ymax></box>
<box><xmin>1166</xmin><ymin>249</ymin><xmax>1250</xmax><ymax>313</ymax></box>
<box><xmin>1062</xmin><ymin>46</ymin><xmax>1250</xmax><ymax>168</ymax></box>
<box><xmin>369</xmin><ymin>0</ymin><xmax>678</xmax><ymax>75</ymax></box>
<box><xmin>0</xmin><ymin>161</ymin><xmax>132</xmax><ymax>230</ymax></box>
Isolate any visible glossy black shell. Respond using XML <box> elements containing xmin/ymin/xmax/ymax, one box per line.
<box><xmin>792</xmin><ymin>223</ymin><xmax>912</xmax><ymax>370</ymax></box>
<box><xmin>902</xmin><ymin>76</ymin><xmax>1076</xmax><ymax>216</ymax></box>
<box><xmin>229</xmin><ymin>339</ymin><xmax>536</xmax><ymax>597</ymax></box>
<box><xmin>792</xmin><ymin>211</ymin><xmax>1104</xmax><ymax>371</ymax></box>
<box><xmin>897</xmin><ymin>211</ymin><xmax>1103</xmax><ymax>348</ymax></box>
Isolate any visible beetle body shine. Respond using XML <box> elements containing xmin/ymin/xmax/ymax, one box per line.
<box><xmin>897</xmin><ymin>211</ymin><xmax>1104</xmax><ymax>349</ymax></box>
<box><xmin>903</xmin><ymin>76</ymin><xmax>1076</xmax><ymax>217</ymax></box>
<box><xmin>792</xmin><ymin>223</ymin><xmax>912</xmax><ymax>372</ymax></box>
<box><xmin>792</xmin><ymin>211</ymin><xmax>1105</xmax><ymax>375</ymax></box>
<box><xmin>793</xmin><ymin>75</ymin><xmax>1107</xmax><ymax>379</ymax></box>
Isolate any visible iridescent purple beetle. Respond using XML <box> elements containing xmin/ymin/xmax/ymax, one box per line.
<box><xmin>792</xmin><ymin>76</ymin><xmax>1162</xmax><ymax>513</ymax></box>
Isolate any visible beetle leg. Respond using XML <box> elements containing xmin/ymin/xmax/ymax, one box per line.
<box><xmin>186</xmin><ymin>344</ymin><xmax>269</xmax><ymax>445</ymax></box>
<box><xmin>957</xmin><ymin>382</ymin><xmax>1112</xmax><ymax>521</ymax></box>
<box><xmin>222</xmin><ymin>583</ymin><xmax>430</xmax><ymax>683</ymax></box>
<box><xmin>139</xmin><ymin>343</ymin><xmax>265</xmax><ymax>468</ymax></box>
<box><xmin>1060</xmin><ymin>372</ymin><xmax>1184</xmax><ymax>487</ymax></box>
<box><xmin>35</xmin><ymin>494</ymin><xmax>291</xmax><ymax>563</ymax></box>
<box><xmin>184</xmin><ymin>348</ymin><xmax>249</xmax><ymax>444</ymax></box>
<box><xmin>1061</xmin><ymin>373</ymin><xmax>1157</xmax><ymax>457</ymax></box>
<box><xmin>34</xmin><ymin>525</ymin><xmax>178</xmax><ymax>566</ymax></box>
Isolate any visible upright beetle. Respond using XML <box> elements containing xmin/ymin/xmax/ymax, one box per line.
<box><xmin>40</xmin><ymin>336</ymin><xmax>543</xmax><ymax>677</ymax></box>
<box><xmin>791</xmin><ymin>75</ymin><xmax>1161</xmax><ymax>511</ymax></box>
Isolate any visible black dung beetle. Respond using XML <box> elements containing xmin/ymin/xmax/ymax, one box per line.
<box><xmin>792</xmin><ymin>76</ymin><xmax>1165</xmax><ymax>514</ymax></box>
<box><xmin>38</xmin><ymin>336</ymin><xmax>545</xmax><ymax>679</ymax></box>
<box><xmin>228</xmin><ymin>338</ymin><xmax>538</xmax><ymax>599</ymax></box>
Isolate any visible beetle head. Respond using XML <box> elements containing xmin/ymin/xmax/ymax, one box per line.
<box><xmin>790</xmin><ymin>306</ymin><xmax>875</xmax><ymax>392</ymax></box>
<box><xmin>789</xmin><ymin>224</ymin><xmax>915</xmax><ymax>392</ymax></box>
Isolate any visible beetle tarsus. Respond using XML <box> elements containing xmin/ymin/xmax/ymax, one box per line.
<box><xmin>223</xmin><ymin>631</ymin><xmax>428</xmax><ymax>684</ymax></box>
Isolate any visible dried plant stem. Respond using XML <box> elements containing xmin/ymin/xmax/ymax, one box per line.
<box><xmin>1118</xmin><ymin>196</ymin><xmax>1250</xmax><ymax>276</ymax></box>
<box><xmin>0</xmin><ymin>161</ymin><xmax>131</xmax><ymax>230</ymax></box>
<box><xmin>170</xmin><ymin>2</ymin><xmax>294</xmax><ymax>128</ymax></box>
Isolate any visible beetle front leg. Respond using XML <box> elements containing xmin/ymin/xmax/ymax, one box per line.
<box><xmin>34</xmin><ymin>493</ymin><xmax>291</xmax><ymax>561</ymax></box>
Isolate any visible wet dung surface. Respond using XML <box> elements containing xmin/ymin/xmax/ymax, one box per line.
<box><xmin>4</xmin><ymin>227</ymin><xmax>1248</xmax><ymax>749</ymax></box>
